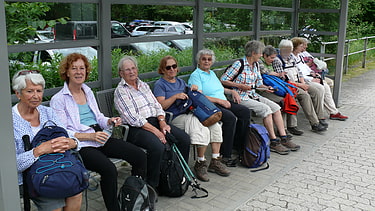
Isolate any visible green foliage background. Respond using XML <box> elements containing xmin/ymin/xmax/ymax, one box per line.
<box><xmin>5</xmin><ymin>0</ymin><xmax>375</xmax><ymax>90</ymax></box>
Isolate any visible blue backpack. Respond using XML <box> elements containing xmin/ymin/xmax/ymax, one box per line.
<box><xmin>240</xmin><ymin>124</ymin><xmax>270</xmax><ymax>171</ymax></box>
<box><xmin>261</xmin><ymin>74</ymin><xmax>296</xmax><ymax>97</ymax></box>
<box><xmin>187</xmin><ymin>90</ymin><xmax>222</xmax><ymax>127</ymax></box>
<box><xmin>26</xmin><ymin>121</ymin><xmax>89</xmax><ymax>198</ymax></box>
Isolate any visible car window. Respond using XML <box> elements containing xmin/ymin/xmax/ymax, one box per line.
<box><xmin>175</xmin><ymin>26</ymin><xmax>185</xmax><ymax>33</ymax></box>
<box><xmin>111</xmin><ymin>22</ymin><xmax>130</xmax><ymax>36</ymax></box>
<box><xmin>168</xmin><ymin>27</ymin><xmax>177</xmax><ymax>32</ymax></box>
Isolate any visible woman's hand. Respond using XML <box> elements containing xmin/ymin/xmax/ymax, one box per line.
<box><xmin>190</xmin><ymin>84</ymin><xmax>198</xmax><ymax>91</ymax></box>
<box><xmin>219</xmin><ymin>99</ymin><xmax>231</xmax><ymax>108</ymax></box>
<box><xmin>159</xmin><ymin>121</ymin><xmax>171</xmax><ymax>135</ymax></box>
<box><xmin>312</xmin><ymin>78</ymin><xmax>321</xmax><ymax>83</ymax></box>
<box><xmin>231</xmin><ymin>90</ymin><xmax>242</xmax><ymax>104</ymax></box>
<box><xmin>109</xmin><ymin>117</ymin><xmax>122</xmax><ymax>127</ymax></box>
<box><xmin>174</xmin><ymin>92</ymin><xmax>188</xmax><ymax>100</ymax></box>
<box><xmin>91</xmin><ymin>132</ymin><xmax>110</xmax><ymax>145</ymax></box>
<box><xmin>237</xmin><ymin>83</ymin><xmax>253</xmax><ymax>91</ymax></box>
<box><xmin>34</xmin><ymin>137</ymin><xmax>75</xmax><ymax>156</ymax></box>
<box><xmin>298</xmin><ymin>83</ymin><xmax>309</xmax><ymax>91</ymax></box>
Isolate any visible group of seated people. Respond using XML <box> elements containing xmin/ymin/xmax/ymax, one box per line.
<box><xmin>12</xmin><ymin>37</ymin><xmax>347</xmax><ymax>210</ymax></box>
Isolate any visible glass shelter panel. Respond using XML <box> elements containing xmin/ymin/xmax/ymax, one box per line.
<box><xmin>204</xmin><ymin>8</ymin><xmax>253</xmax><ymax>32</ymax></box>
<box><xmin>261</xmin><ymin>11</ymin><xmax>292</xmax><ymax>31</ymax></box>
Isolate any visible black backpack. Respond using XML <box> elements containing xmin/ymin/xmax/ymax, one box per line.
<box><xmin>157</xmin><ymin>142</ymin><xmax>190</xmax><ymax>197</ymax></box>
<box><xmin>158</xmin><ymin>132</ymin><xmax>208</xmax><ymax>198</ymax></box>
<box><xmin>25</xmin><ymin>121</ymin><xmax>89</xmax><ymax>198</ymax></box>
<box><xmin>118</xmin><ymin>176</ymin><xmax>157</xmax><ymax>211</ymax></box>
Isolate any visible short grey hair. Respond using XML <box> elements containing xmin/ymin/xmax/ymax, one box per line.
<box><xmin>263</xmin><ymin>45</ymin><xmax>277</xmax><ymax>57</ymax></box>
<box><xmin>118</xmin><ymin>55</ymin><xmax>138</xmax><ymax>72</ymax></box>
<box><xmin>195</xmin><ymin>49</ymin><xmax>216</xmax><ymax>64</ymax></box>
<box><xmin>278</xmin><ymin>39</ymin><xmax>293</xmax><ymax>49</ymax></box>
<box><xmin>244</xmin><ymin>40</ymin><xmax>265</xmax><ymax>57</ymax></box>
<box><xmin>12</xmin><ymin>70</ymin><xmax>45</xmax><ymax>93</ymax></box>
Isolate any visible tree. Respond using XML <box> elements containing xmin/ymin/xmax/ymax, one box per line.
<box><xmin>5</xmin><ymin>2</ymin><xmax>67</xmax><ymax>44</ymax></box>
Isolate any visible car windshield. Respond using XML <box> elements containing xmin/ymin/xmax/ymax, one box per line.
<box><xmin>133</xmin><ymin>42</ymin><xmax>170</xmax><ymax>54</ymax></box>
<box><xmin>52</xmin><ymin>47</ymin><xmax>97</xmax><ymax>60</ymax></box>
<box><xmin>37</xmin><ymin>31</ymin><xmax>54</xmax><ymax>40</ymax></box>
<box><xmin>173</xmin><ymin>39</ymin><xmax>193</xmax><ymax>50</ymax></box>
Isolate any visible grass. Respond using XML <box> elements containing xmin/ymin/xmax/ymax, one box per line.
<box><xmin>342</xmin><ymin>58</ymin><xmax>375</xmax><ymax>82</ymax></box>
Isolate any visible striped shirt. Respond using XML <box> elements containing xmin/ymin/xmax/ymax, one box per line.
<box><xmin>114</xmin><ymin>78</ymin><xmax>165</xmax><ymax>128</ymax></box>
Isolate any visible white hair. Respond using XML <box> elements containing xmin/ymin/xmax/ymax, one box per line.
<box><xmin>12</xmin><ymin>70</ymin><xmax>45</xmax><ymax>93</ymax></box>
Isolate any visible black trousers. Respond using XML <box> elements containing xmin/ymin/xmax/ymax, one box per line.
<box><xmin>79</xmin><ymin>138</ymin><xmax>147</xmax><ymax>211</ymax></box>
<box><xmin>127</xmin><ymin>117</ymin><xmax>190</xmax><ymax>188</ymax></box>
<box><xmin>216</xmin><ymin>101</ymin><xmax>251</xmax><ymax>158</ymax></box>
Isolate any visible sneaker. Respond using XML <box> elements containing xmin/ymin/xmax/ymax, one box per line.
<box><xmin>270</xmin><ymin>140</ymin><xmax>290</xmax><ymax>155</ymax></box>
<box><xmin>194</xmin><ymin>160</ymin><xmax>209</xmax><ymax>182</ymax></box>
<box><xmin>311</xmin><ymin>123</ymin><xmax>327</xmax><ymax>132</ymax></box>
<box><xmin>208</xmin><ymin>157</ymin><xmax>231</xmax><ymax>177</ymax></box>
<box><xmin>319</xmin><ymin>119</ymin><xmax>329</xmax><ymax>128</ymax></box>
<box><xmin>287</xmin><ymin>127</ymin><xmax>304</xmax><ymax>136</ymax></box>
<box><xmin>330</xmin><ymin>112</ymin><xmax>348</xmax><ymax>121</ymax></box>
<box><xmin>280</xmin><ymin>137</ymin><xmax>300</xmax><ymax>151</ymax></box>
<box><xmin>220</xmin><ymin>157</ymin><xmax>238</xmax><ymax>167</ymax></box>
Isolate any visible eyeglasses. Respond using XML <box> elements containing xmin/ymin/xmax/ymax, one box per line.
<box><xmin>200</xmin><ymin>57</ymin><xmax>212</xmax><ymax>61</ymax></box>
<box><xmin>165</xmin><ymin>64</ymin><xmax>178</xmax><ymax>70</ymax></box>
<box><xmin>17</xmin><ymin>70</ymin><xmax>40</xmax><ymax>76</ymax></box>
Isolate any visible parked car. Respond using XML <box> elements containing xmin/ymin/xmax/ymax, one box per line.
<box><xmin>9</xmin><ymin>47</ymin><xmax>97</xmax><ymax>70</ymax></box>
<box><xmin>163</xmin><ymin>39</ymin><xmax>193</xmax><ymax>51</ymax></box>
<box><xmin>115</xmin><ymin>41</ymin><xmax>171</xmax><ymax>55</ymax></box>
<box><xmin>131</xmin><ymin>26</ymin><xmax>165</xmax><ymax>36</ymax></box>
<box><xmin>147</xmin><ymin>25</ymin><xmax>187</xmax><ymax>36</ymax></box>
<box><xmin>153</xmin><ymin>21</ymin><xmax>192</xmax><ymax>34</ymax></box>
<box><xmin>124</xmin><ymin>21</ymin><xmax>140</xmax><ymax>32</ymax></box>
<box><xmin>54</xmin><ymin>20</ymin><xmax>131</xmax><ymax>40</ymax></box>
<box><xmin>26</xmin><ymin>30</ymin><xmax>54</xmax><ymax>44</ymax></box>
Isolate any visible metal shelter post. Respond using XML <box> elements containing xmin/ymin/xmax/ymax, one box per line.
<box><xmin>0</xmin><ymin>0</ymin><xmax>22</xmax><ymax>210</ymax></box>
<box><xmin>333</xmin><ymin>0</ymin><xmax>349</xmax><ymax>106</ymax></box>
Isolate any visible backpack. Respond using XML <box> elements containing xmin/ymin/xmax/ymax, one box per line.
<box><xmin>261</xmin><ymin>74</ymin><xmax>296</xmax><ymax>97</ymax></box>
<box><xmin>160</xmin><ymin>133</ymin><xmax>208</xmax><ymax>199</ymax></box>
<box><xmin>25</xmin><ymin>121</ymin><xmax>89</xmax><ymax>198</ymax></box>
<box><xmin>187</xmin><ymin>90</ymin><xmax>222</xmax><ymax>127</ymax></box>
<box><xmin>158</xmin><ymin>142</ymin><xmax>190</xmax><ymax>197</ymax></box>
<box><xmin>240</xmin><ymin>124</ymin><xmax>270</xmax><ymax>172</ymax></box>
<box><xmin>118</xmin><ymin>176</ymin><xmax>157</xmax><ymax>211</ymax></box>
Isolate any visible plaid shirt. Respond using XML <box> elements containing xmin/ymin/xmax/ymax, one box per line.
<box><xmin>272</xmin><ymin>54</ymin><xmax>302</xmax><ymax>83</ymax></box>
<box><xmin>220</xmin><ymin>57</ymin><xmax>263</xmax><ymax>100</ymax></box>
<box><xmin>114</xmin><ymin>78</ymin><xmax>165</xmax><ymax>128</ymax></box>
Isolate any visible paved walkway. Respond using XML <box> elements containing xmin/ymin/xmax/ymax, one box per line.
<box><xmin>73</xmin><ymin>69</ymin><xmax>375</xmax><ymax>210</ymax></box>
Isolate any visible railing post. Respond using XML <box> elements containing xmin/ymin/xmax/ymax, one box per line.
<box><xmin>320</xmin><ymin>42</ymin><xmax>326</xmax><ymax>61</ymax></box>
<box><xmin>344</xmin><ymin>40</ymin><xmax>349</xmax><ymax>75</ymax></box>
<box><xmin>362</xmin><ymin>37</ymin><xmax>368</xmax><ymax>68</ymax></box>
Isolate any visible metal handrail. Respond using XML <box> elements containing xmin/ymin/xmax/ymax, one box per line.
<box><xmin>320</xmin><ymin>36</ymin><xmax>375</xmax><ymax>74</ymax></box>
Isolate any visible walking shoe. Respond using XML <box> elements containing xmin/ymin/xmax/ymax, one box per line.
<box><xmin>194</xmin><ymin>160</ymin><xmax>209</xmax><ymax>182</ymax></box>
<box><xmin>280</xmin><ymin>137</ymin><xmax>301</xmax><ymax>151</ymax></box>
<box><xmin>319</xmin><ymin>119</ymin><xmax>329</xmax><ymax>128</ymax></box>
<box><xmin>270</xmin><ymin>140</ymin><xmax>290</xmax><ymax>155</ymax></box>
<box><xmin>287</xmin><ymin>127</ymin><xmax>304</xmax><ymax>136</ymax></box>
<box><xmin>208</xmin><ymin>157</ymin><xmax>231</xmax><ymax>177</ymax></box>
<box><xmin>311</xmin><ymin>123</ymin><xmax>327</xmax><ymax>132</ymax></box>
<box><xmin>220</xmin><ymin>157</ymin><xmax>238</xmax><ymax>167</ymax></box>
<box><xmin>330</xmin><ymin>112</ymin><xmax>348</xmax><ymax>121</ymax></box>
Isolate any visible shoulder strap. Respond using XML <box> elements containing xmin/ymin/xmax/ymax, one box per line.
<box><xmin>230</xmin><ymin>59</ymin><xmax>245</xmax><ymax>82</ymax></box>
<box><xmin>277</xmin><ymin>54</ymin><xmax>286</xmax><ymax>68</ymax></box>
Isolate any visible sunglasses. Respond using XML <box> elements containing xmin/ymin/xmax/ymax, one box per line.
<box><xmin>17</xmin><ymin>70</ymin><xmax>40</xmax><ymax>76</ymax></box>
<box><xmin>165</xmin><ymin>64</ymin><xmax>178</xmax><ymax>70</ymax></box>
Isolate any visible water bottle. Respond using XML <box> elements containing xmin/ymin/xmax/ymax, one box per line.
<box><xmin>102</xmin><ymin>124</ymin><xmax>113</xmax><ymax>146</ymax></box>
